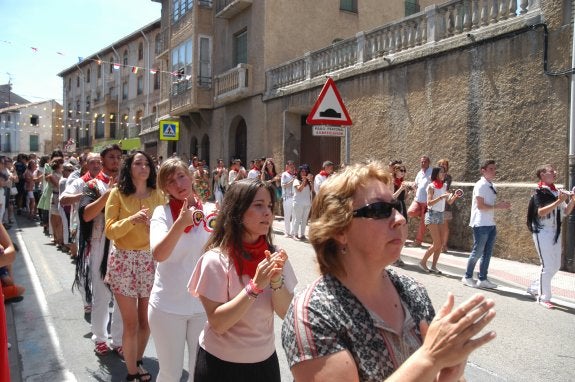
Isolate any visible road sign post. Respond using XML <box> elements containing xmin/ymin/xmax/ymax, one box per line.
<box><xmin>306</xmin><ymin>78</ymin><xmax>353</xmax><ymax>164</ymax></box>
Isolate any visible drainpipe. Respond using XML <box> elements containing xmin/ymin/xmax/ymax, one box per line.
<box><xmin>567</xmin><ymin>7</ymin><xmax>575</xmax><ymax>272</ymax></box>
<box><xmin>139</xmin><ymin>30</ymin><xmax>150</xmax><ymax>117</ymax></box>
<box><xmin>111</xmin><ymin>46</ymin><xmax>121</xmax><ymax>140</ymax></box>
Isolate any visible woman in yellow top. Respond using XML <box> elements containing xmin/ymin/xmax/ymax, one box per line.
<box><xmin>105</xmin><ymin>151</ymin><xmax>165</xmax><ymax>382</ymax></box>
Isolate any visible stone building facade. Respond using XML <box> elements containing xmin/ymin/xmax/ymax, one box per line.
<box><xmin>58</xmin><ymin>20</ymin><xmax>161</xmax><ymax>155</ymax></box>
<box><xmin>264</xmin><ymin>0</ymin><xmax>575</xmax><ymax>268</ymax></box>
<box><xmin>0</xmin><ymin>100</ymin><xmax>63</xmax><ymax>156</ymax></box>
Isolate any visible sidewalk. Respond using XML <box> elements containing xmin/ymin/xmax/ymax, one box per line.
<box><xmin>272</xmin><ymin>219</ymin><xmax>575</xmax><ymax>306</ymax></box>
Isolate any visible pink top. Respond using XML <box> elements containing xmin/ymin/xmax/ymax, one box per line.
<box><xmin>188</xmin><ymin>248</ymin><xmax>297</xmax><ymax>363</ymax></box>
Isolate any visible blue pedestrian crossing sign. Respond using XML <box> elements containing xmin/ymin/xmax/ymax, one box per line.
<box><xmin>159</xmin><ymin>120</ymin><xmax>179</xmax><ymax>141</ymax></box>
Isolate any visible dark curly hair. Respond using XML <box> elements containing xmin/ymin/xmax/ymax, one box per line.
<box><xmin>117</xmin><ymin>151</ymin><xmax>157</xmax><ymax>195</ymax></box>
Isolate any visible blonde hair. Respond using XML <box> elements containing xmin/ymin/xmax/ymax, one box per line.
<box><xmin>309</xmin><ymin>160</ymin><xmax>391</xmax><ymax>278</ymax></box>
<box><xmin>437</xmin><ymin>158</ymin><xmax>449</xmax><ymax>172</ymax></box>
<box><xmin>157</xmin><ymin>157</ymin><xmax>193</xmax><ymax>194</ymax></box>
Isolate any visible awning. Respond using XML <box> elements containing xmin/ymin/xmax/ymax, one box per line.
<box><xmin>92</xmin><ymin>137</ymin><xmax>141</xmax><ymax>153</ymax></box>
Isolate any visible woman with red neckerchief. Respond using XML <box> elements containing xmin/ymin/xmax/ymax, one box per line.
<box><xmin>188</xmin><ymin>178</ymin><xmax>297</xmax><ymax>382</ymax></box>
<box><xmin>148</xmin><ymin>157</ymin><xmax>218</xmax><ymax>381</ymax></box>
<box><xmin>419</xmin><ymin>167</ymin><xmax>460</xmax><ymax>273</ymax></box>
<box><xmin>526</xmin><ymin>164</ymin><xmax>575</xmax><ymax>309</ymax></box>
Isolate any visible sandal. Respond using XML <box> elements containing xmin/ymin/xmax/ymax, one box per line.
<box><xmin>137</xmin><ymin>360</ymin><xmax>151</xmax><ymax>382</ymax></box>
<box><xmin>94</xmin><ymin>341</ymin><xmax>110</xmax><ymax>356</ymax></box>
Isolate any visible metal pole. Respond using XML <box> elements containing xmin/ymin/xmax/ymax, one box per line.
<box><xmin>566</xmin><ymin>10</ymin><xmax>575</xmax><ymax>272</ymax></box>
<box><xmin>139</xmin><ymin>30</ymin><xmax>150</xmax><ymax>117</ymax></box>
<box><xmin>111</xmin><ymin>46</ymin><xmax>121</xmax><ymax>140</ymax></box>
<box><xmin>345</xmin><ymin>126</ymin><xmax>350</xmax><ymax>165</ymax></box>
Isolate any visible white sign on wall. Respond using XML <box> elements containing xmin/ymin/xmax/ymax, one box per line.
<box><xmin>312</xmin><ymin>125</ymin><xmax>346</xmax><ymax>137</ymax></box>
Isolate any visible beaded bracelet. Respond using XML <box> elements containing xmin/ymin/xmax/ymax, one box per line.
<box><xmin>245</xmin><ymin>279</ymin><xmax>264</xmax><ymax>299</ymax></box>
<box><xmin>270</xmin><ymin>276</ymin><xmax>284</xmax><ymax>291</ymax></box>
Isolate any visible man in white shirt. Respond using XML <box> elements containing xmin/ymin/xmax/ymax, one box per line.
<box><xmin>462</xmin><ymin>160</ymin><xmax>511</xmax><ymax>289</ymax></box>
<box><xmin>313</xmin><ymin>160</ymin><xmax>334</xmax><ymax>194</ymax></box>
<box><xmin>247</xmin><ymin>158</ymin><xmax>263</xmax><ymax>179</ymax></box>
<box><xmin>407</xmin><ymin>156</ymin><xmax>432</xmax><ymax>246</ymax></box>
<box><xmin>228</xmin><ymin>159</ymin><xmax>247</xmax><ymax>185</ymax></box>
<box><xmin>280</xmin><ymin>160</ymin><xmax>296</xmax><ymax>237</ymax></box>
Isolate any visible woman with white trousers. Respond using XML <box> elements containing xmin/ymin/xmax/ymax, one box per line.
<box><xmin>149</xmin><ymin>157</ymin><xmax>218</xmax><ymax>381</ymax></box>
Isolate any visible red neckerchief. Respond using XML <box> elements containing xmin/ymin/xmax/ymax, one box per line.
<box><xmin>394</xmin><ymin>177</ymin><xmax>403</xmax><ymax>189</ymax></box>
<box><xmin>81</xmin><ymin>172</ymin><xmax>95</xmax><ymax>182</ymax></box>
<box><xmin>265</xmin><ymin>168</ymin><xmax>275</xmax><ymax>177</ymax></box>
<box><xmin>95</xmin><ymin>171</ymin><xmax>111</xmax><ymax>184</ymax></box>
<box><xmin>538</xmin><ymin>181</ymin><xmax>557</xmax><ymax>192</ymax></box>
<box><xmin>231</xmin><ymin>235</ymin><xmax>268</xmax><ymax>278</ymax></box>
<box><xmin>319</xmin><ymin>170</ymin><xmax>329</xmax><ymax>177</ymax></box>
<box><xmin>433</xmin><ymin>180</ymin><xmax>444</xmax><ymax>189</ymax></box>
<box><xmin>169</xmin><ymin>197</ymin><xmax>203</xmax><ymax>233</ymax></box>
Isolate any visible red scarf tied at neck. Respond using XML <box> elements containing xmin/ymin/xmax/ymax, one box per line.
<box><xmin>319</xmin><ymin>170</ymin><xmax>329</xmax><ymax>177</ymax></box>
<box><xmin>432</xmin><ymin>179</ymin><xmax>444</xmax><ymax>189</ymax></box>
<box><xmin>169</xmin><ymin>197</ymin><xmax>203</xmax><ymax>233</ymax></box>
<box><xmin>538</xmin><ymin>181</ymin><xmax>557</xmax><ymax>192</ymax></box>
<box><xmin>232</xmin><ymin>235</ymin><xmax>269</xmax><ymax>279</ymax></box>
<box><xmin>394</xmin><ymin>177</ymin><xmax>403</xmax><ymax>189</ymax></box>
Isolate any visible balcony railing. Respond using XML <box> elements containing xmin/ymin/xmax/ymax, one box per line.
<box><xmin>215</xmin><ymin>0</ymin><xmax>252</xmax><ymax>19</ymax></box>
<box><xmin>214</xmin><ymin>63</ymin><xmax>251</xmax><ymax>104</ymax></box>
<box><xmin>266</xmin><ymin>0</ymin><xmax>540</xmax><ymax>94</ymax></box>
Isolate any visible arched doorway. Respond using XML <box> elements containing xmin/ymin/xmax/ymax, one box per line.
<box><xmin>229</xmin><ymin>117</ymin><xmax>247</xmax><ymax>166</ymax></box>
<box><xmin>190</xmin><ymin>136</ymin><xmax>198</xmax><ymax>157</ymax></box>
<box><xmin>201</xmin><ymin>134</ymin><xmax>210</xmax><ymax>167</ymax></box>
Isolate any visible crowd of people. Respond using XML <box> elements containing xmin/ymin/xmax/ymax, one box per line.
<box><xmin>1</xmin><ymin>148</ymin><xmax>573</xmax><ymax>381</ymax></box>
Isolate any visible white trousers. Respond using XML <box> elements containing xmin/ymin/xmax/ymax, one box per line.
<box><xmin>529</xmin><ymin>229</ymin><xmax>562</xmax><ymax>302</ymax></box>
<box><xmin>214</xmin><ymin>187</ymin><xmax>224</xmax><ymax>207</ymax></box>
<box><xmin>90</xmin><ymin>237</ymin><xmax>123</xmax><ymax>345</ymax></box>
<box><xmin>291</xmin><ymin>203</ymin><xmax>311</xmax><ymax>237</ymax></box>
<box><xmin>283</xmin><ymin>197</ymin><xmax>294</xmax><ymax>235</ymax></box>
<box><xmin>148</xmin><ymin>305</ymin><xmax>206</xmax><ymax>382</ymax></box>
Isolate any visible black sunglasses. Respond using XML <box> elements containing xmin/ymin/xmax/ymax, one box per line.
<box><xmin>353</xmin><ymin>200</ymin><xmax>403</xmax><ymax>219</ymax></box>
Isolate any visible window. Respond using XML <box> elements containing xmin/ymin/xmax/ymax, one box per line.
<box><xmin>138</xmin><ymin>42</ymin><xmax>144</xmax><ymax>61</ymax></box>
<box><xmin>77</xmin><ymin>75</ymin><xmax>80</xmax><ymax>87</ymax></box>
<box><xmin>154</xmin><ymin>72</ymin><xmax>160</xmax><ymax>90</ymax></box>
<box><xmin>97</xmin><ymin>64</ymin><xmax>102</xmax><ymax>79</ymax></box>
<box><xmin>3</xmin><ymin>133</ymin><xmax>11</xmax><ymax>152</ymax></box>
<box><xmin>173</xmin><ymin>0</ymin><xmax>193</xmax><ymax>22</ymax></box>
<box><xmin>30</xmin><ymin>115</ymin><xmax>39</xmax><ymax>126</ymax></box>
<box><xmin>85</xmin><ymin>96</ymin><xmax>91</xmax><ymax>112</ymax></box>
<box><xmin>199</xmin><ymin>36</ymin><xmax>212</xmax><ymax>87</ymax></box>
<box><xmin>109</xmin><ymin>56</ymin><xmax>115</xmax><ymax>73</ymax></box>
<box><xmin>137</xmin><ymin>76</ymin><xmax>144</xmax><ymax>95</ymax></box>
<box><xmin>233</xmin><ymin>29</ymin><xmax>247</xmax><ymax>66</ymax></box>
<box><xmin>340</xmin><ymin>0</ymin><xmax>357</xmax><ymax>12</ymax></box>
<box><xmin>76</xmin><ymin>100</ymin><xmax>80</xmax><ymax>114</ymax></box>
<box><xmin>171</xmin><ymin>38</ymin><xmax>193</xmax><ymax>78</ymax></box>
<box><xmin>123</xmin><ymin>50</ymin><xmax>128</xmax><ymax>66</ymax></box>
<box><xmin>123</xmin><ymin>82</ymin><xmax>129</xmax><ymax>99</ymax></box>
<box><xmin>405</xmin><ymin>0</ymin><xmax>420</xmax><ymax>16</ymax></box>
<box><xmin>29</xmin><ymin>135</ymin><xmax>39</xmax><ymax>152</ymax></box>
<box><xmin>67</xmin><ymin>103</ymin><xmax>72</xmax><ymax>117</ymax></box>
<box><xmin>67</xmin><ymin>78</ymin><xmax>71</xmax><ymax>91</ymax></box>
<box><xmin>86</xmin><ymin>68</ymin><xmax>91</xmax><ymax>83</ymax></box>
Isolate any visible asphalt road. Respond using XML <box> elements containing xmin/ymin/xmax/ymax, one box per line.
<box><xmin>9</xmin><ymin>217</ymin><xmax>575</xmax><ymax>381</ymax></box>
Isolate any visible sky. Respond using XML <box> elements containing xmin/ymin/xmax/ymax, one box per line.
<box><xmin>0</xmin><ymin>0</ymin><xmax>161</xmax><ymax>105</ymax></box>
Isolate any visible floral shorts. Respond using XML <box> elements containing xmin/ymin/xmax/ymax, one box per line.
<box><xmin>105</xmin><ymin>247</ymin><xmax>155</xmax><ymax>298</ymax></box>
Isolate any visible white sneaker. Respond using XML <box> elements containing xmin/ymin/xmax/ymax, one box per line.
<box><xmin>461</xmin><ymin>277</ymin><xmax>477</xmax><ymax>288</ymax></box>
<box><xmin>526</xmin><ymin>288</ymin><xmax>538</xmax><ymax>300</ymax></box>
<box><xmin>476</xmin><ymin>279</ymin><xmax>497</xmax><ymax>289</ymax></box>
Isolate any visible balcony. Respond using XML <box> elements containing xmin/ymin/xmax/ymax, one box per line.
<box><xmin>214</xmin><ymin>63</ymin><xmax>251</xmax><ymax>106</ymax></box>
<box><xmin>92</xmin><ymin>94</ymin><xmax>118</xmax><ymax>109</ymax></box>
<box><xmin>215</xmin><ymin>0</ymin><xmax>252</xmax><ymax>19</ymax></box>
<box><xmin>170</xmin><ymin>78</ymin><xmax>193</xmax><ymax>113</ymax></box>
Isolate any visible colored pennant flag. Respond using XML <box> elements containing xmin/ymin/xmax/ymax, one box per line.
<box><xmin>150</xmin><ymin>68</ymin><xmax>158</xmax><ymax>75</ymax></box>
<box><xmin>78</xmin><ymin>56</ymin><xmax>83</xmax><ymax>63</ymax></box>
<box><xmin>131</xmin><ymin>66</ymin><xmax>139</xmax><ymax>74</ymax></box>
<box><xmin>56</xmin><ymin>51</ymin><xmax>64</xmax><ymax>56</ymax></box>
<box><xmin>31</xmin><ymin>47</ymin><xmax>38</xmax><ymax>52</ymax></box>
<box><xmin>113</xmin><ymin>63</ymin><xmax>121</xmax><ymax>70</ymax></box>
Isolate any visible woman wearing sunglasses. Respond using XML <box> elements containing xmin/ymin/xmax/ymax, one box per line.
<box><xmin>282</xmin><ymin>160</ymin><xmax>496</xmax><ymax>382</ymax></box>
<box><xmin>419</xmin><ymin>167</ymin><xmax>461</xmax><ymax>273</ymax></box>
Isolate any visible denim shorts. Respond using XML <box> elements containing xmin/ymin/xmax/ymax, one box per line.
<box><xmin>425</xmin><ymin>209</ymin><xmax>444</xmax><ymax>225</ymax></box>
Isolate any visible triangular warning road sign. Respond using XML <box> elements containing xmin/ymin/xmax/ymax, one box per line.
<box><xmin>306</xmin><ymin>77</ymin><xmax>352</xmax><ymax>126</ymax></box>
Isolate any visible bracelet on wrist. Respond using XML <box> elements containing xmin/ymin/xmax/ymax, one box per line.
<box><xmin>245</xmin><ymin>279</ymin><xmax>264</xmax><ymax>299</ymax></box>
<box><xmin>270</xmin><ymin>276</ymin><xmax>284</xmax><ymax>291</ymax></box>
